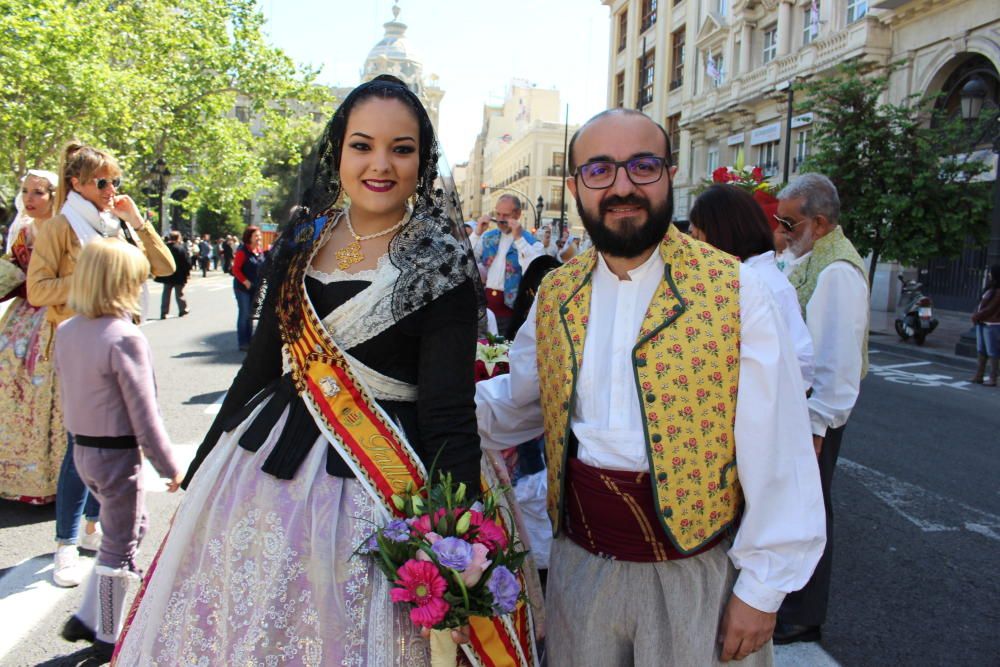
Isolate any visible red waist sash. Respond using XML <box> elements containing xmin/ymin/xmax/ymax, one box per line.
<box><xmin>565</xmin><ymin>458</ymin><xmax>726</xmax><ymax>562</ymax></box>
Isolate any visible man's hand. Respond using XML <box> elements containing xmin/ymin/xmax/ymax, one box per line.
<box><xmin>509</xmin><ymin>218</ymin><xmax>523</xmax><ymax>240</ymax></box>
<box><xmin>812</xmin><ymin>434</ymin><xmax>824</xmax><ymax>457</ymax></box>
<box><xmin>718</xmin><ymin>594</ymin><xmax>776</xmax><ymax>662</ymax></box>
<box><xmin>476</xmin><ymin>215</ymin><xmax>491</xmax><ymax>236</ymax></box>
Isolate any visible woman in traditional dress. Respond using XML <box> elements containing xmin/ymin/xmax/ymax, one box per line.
<box><xmin>114</xmin><ymin>75</ymin><xmax>510</xmax><ymax>666</ymax></box>
<box><xmin>27</xmin><ymin>142</ymin><xmax>175</xmax><ymax>587</ymax></box>
<box><xmin>0</xmin><ymin>170</ymin><xmax>63</xmax><ymax>506</ymax></box>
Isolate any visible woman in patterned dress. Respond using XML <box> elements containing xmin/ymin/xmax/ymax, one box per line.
<box><xmin>0</xmin><ymin>169</ymin><xmax>63</xmax><ymax>505</ymax></box>
<box><xmin>115</xmin><ymin>76</ymin><xmax>488</xmax><ymax>666</ymax></box>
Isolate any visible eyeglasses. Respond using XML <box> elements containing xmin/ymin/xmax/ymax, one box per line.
<box><xmin>94</xmin><ymin>177</ymin><xmax>122</xmax><ymax>190</ymax></box>
<box><xmin>773</xmin><ymin>214</ymin><xmax>810</xmax><ymax>232</ymax></box>
<box><xmin>574</xmin><ymin>156</ymin><xmax>667</xmax><ymax>190</ymax></box>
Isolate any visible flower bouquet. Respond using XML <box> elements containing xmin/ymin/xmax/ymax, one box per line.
<box><xmin>364</xmin><ymin>472</ymin><xmax>531</xmax><ymax>666</ymax></box>
<box><xmin>693</xmin><ymin>150</ymin><xmax>781</xmax><ymax>223</ymax></box>
<box><xmin>475</xmin><ymin>333</ymin><xmax>510</xmax><ymax>383</ymax></box>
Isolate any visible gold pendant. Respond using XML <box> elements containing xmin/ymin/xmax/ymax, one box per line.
<box><xmin>335</xmin><ymin>240</ymin><xmax>364</xmax><ymax>270</ymax></box>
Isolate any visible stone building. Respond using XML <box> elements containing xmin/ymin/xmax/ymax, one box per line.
<box><xmin>601</xmin><ymin>0</ymin><xmax>999</xmax><ymax>309</ymax></box>
<box><xmin>459</xmin><ymin>81</ymin><xmax>582</xmax><ymax>234</ymax></box>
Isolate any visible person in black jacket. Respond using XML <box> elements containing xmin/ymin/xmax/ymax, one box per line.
<box><xmin>154</xmin><ymin>230</ymin><xmax>190</xmax><ymax>318</ymax></box>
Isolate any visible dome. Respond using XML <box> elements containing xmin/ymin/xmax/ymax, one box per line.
<box><xmin>364</xmin><ymin>2</ymin><xmax>421</xmax><ymax>69</ymax></box>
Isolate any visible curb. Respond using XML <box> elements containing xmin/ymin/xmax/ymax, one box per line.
<box><xmin>868</xmin><ymin>337</ymin><xmax>977</xmax><ymax>370</ymax></box>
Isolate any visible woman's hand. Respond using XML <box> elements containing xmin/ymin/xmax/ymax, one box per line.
<box><xmin>242</xmin><ymin>279</ymin><xmax>252</xmax><ymax>290</ymax></box>
<box><xmin>420</xmin><ymin>626</ymin><xmax>470</xmax><ymax>644</ymax></box>
<box><xmin>112</xmin><ymin>195</ymin><xmax>145</xmax><ymax>229</ymax></box>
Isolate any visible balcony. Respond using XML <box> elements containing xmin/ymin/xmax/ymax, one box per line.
<box><xmin>682</xmin><ymin>15</ymin><xmax>891</xmax><ymax>123</ymax></box>
<box><xmin>547</xmin><ymin>165</ymin><xmax>565</xmax><ymax>177</ymax></box>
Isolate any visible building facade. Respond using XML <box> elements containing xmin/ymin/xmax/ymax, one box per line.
<box><xmin>460</xmin><ymin>82</ymin><xmax>581</xmax><ymax>234</ymax></box>
<box><xmin>601</xmin><ymin>0</ymin><xmax>999</xmax><ymax>308</ymax></box>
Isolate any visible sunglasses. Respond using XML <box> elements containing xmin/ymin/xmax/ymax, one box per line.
<box><xmin>94</xmin><ymin>177</ymin><xmax>122</xmax><ymax>190</ymax></box>
<box><xmin>773</xmin><ymin>214</ymin><xmax>810</xmax><ymax>232</ymax></box>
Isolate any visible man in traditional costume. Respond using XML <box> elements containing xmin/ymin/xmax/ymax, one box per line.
<box><xmin>476</xmin><ymin>109</ymin><xmax>826</xmax><ymax>665</ymax></box>
<box><xmin>470</xmin><ymin>194</ymin><xmax>544</xmax><ymax>331</ymax></box>
<box><xmin>773</xmin><ymin>173</ymin><xmax>869</xmax><ymax>645</ymax></box>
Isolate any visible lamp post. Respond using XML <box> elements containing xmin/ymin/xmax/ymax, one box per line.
<box><xmin>956</xmin><ymin>76</ymin><xmax>1000</xmax><ymax>356</ymax></box>
<box><xmin>148</xmin><ymin>158</ymin><xmax>170</xmax><ymax>236</ymax></box>
<box><xmin>536</xmin><ymin>195</ymin><xmax>545</xmax><ymax>231</ymax></box>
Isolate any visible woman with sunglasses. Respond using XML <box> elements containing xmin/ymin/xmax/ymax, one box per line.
<box><xmin>27</xmin><ymin>141</ymin><xmax>175</xmax><ymax>587</ymax></box>
<box><xmin>689</xmin><ymin>184</ymin><xmax>814</xmax><ymax>389</ymax></box>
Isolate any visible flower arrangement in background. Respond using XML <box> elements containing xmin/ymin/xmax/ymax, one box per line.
<box><xmin>692</xmin><ymin>150</ymin><xmax>781</xmax><ymax>222</ymax></box>
<box><xmin>363</xmin><ymin>472</ymin><xmax>529</xmax><ymax>665</ymax></box>
<box><xmin>475</xmin><ymin>333</ymin><xmax>510</xmax><ymax>382</ymax></box>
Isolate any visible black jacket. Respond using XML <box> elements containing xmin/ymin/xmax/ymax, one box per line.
<box><xmin>155</xmin><ymin>242</ymin><xmax>191</xmax><ymax>285</ymax></box>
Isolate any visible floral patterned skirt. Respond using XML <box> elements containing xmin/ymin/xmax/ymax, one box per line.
<box><xmin>115</xmin><ymin>396</ymin><xmax>430</xmax><ymax>667</ymax></box>
<box><xmin>0</xmin><ymin>297</ymin><xmax>63</xmax><ymax>504</ymax></box>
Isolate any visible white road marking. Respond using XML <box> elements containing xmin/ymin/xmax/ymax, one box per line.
<box><xmin>204</xmin><ymin>393</ymin><xmax>226</xmax><ymax>415</ymax></box>
<box><xmin>144</xmin><ymin>443</ymin><xmax>198</xmax><ymax>492</ymax></box>
<box><xmin>0</xmin><ymin>555</ymin><xmax>94</xmax><ymax>662</ymax></box>
<box><xmin>840</xmin><ymin>458</ymin><xmax>1000</xmax><ymax>541</ymax></box>
<box><xmin>775</xmin><ymin>642</ymin><xmax>841</xmax><ymax>666</ymax></box>
<box><xmin>867</xmin><ymin>362</ymin><xmax>970</xmax><ymax>390</ymax></box>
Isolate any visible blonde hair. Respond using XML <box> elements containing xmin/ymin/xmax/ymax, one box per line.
<box><xmin>68</xmin><ymin>238</ymin><xmax>150</xmax><ymax>318</ymax></box>
<box><xmin>55</xmin><ymin>141</ymin><xmax>122</xmax><ymax>213</ymax></box>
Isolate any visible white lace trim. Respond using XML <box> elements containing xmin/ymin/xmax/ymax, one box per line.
<box><xmin>305</xmin><ymin>253</ymin><xmax>392</xmax><ymax>285</ymax></box>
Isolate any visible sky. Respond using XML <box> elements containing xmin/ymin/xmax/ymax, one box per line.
<box><xmin>260</xmin><ymin>0</ymin><xmax>611</xmax><ymax>166</ymax></box>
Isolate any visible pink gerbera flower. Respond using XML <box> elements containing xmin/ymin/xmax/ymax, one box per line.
<box><xmin>390</xmin><ymin>560</ymin><xmax>450</xmax><ymax>628</ymax></box>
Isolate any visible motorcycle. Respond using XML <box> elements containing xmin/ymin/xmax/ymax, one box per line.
<box><xmin>894</xmin><ymin>274</ymin><xmax>939</xmax><ymax>345</ymax></box>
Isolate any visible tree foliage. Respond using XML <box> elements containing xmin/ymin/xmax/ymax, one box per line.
<box><xmin>0</xmin><ymin>0</ymin><xmax>334</xmax><ymax>224</ymax></box>
<box><xmin>799</xmin><ymin>62</ymin><xmax>992</xmax><ymax>285</ymax></box>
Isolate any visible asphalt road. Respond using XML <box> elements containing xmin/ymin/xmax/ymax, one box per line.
<box><xmin>0</xmin><ymin>275</ymin><xmax>997</xmax><ymax>666</ymax></box>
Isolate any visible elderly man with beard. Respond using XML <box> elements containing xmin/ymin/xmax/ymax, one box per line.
<box><xmin>772</xmin><ymin>174</ymin><xmax>869</xmax><ymax>646</ymax></box>
<box><xmin>475</xmin><ymin>108</ymin><xmax>826</xmax><ymax>666</ymax></box>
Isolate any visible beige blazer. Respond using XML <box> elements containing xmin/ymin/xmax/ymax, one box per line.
<box><xmin>27</xmin><ymin>214</ymin><xmax>175</xmax><ymax>325</ymax></box>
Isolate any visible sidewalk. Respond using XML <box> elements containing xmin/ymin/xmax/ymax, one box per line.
<box><xmin>868</xmin><ymin>307</ymin><xmax>976</xmax><ymax>368</ymax></box>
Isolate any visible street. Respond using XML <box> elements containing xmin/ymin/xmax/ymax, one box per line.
<box><xmin>0</xmin><ymin>276</ymin><xmax>998</xmax><ymax>666</ymax></box>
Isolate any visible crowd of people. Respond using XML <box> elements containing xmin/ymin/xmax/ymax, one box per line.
<box><xmin>0</xmin><ymin>72</ymin><xmax>985</xmax><ymax>666</ymax></box>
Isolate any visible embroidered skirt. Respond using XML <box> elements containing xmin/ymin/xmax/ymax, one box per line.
<box><xmin>0</xmin><ymin>298</ymin><xmax>63</xmax><ymax>504</ymax></box>
<box><xmin>115</xmin><ymin>396</ymin><xmax>430</xmax><ymax>666</ymax></box>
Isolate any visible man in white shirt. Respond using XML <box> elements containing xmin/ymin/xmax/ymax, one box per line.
<box><xmin>476</xmin><ymin>109</ymin><xmax>825</xmax><ymax>665</ymax></box>
<box><xmin>773</xmin><ymin>173</ymin><xmax>869</xmax><ymax>645</ymax></box>
<box><xmin>469</xmin><ymin>194</ymin><xmax>544</xmax><ymax>331</ymax></box>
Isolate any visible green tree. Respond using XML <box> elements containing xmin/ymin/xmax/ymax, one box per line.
<box><xmin>0</xmin><ymin>0</ymin><xmax>333</xmax><ymax>222</ymax></box>
<box><xmin>799</xmin><ymin>62</ymin><xmax>992</xmax><ymax>289</ymax></box>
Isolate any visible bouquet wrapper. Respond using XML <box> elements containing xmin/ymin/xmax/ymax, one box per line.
<box><xmin>429</xmin><ymin>628</ymin><xmax>458</xmax><ymax>667</ymax></box>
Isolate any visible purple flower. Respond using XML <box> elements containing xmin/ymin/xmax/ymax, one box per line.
<box><xmin>487</xmin><ymin>566</ymin><xmax>520</xmax><ymax>614</ymax></box>
<box><xmin>362</xmin><ymin>533</ymin><xmax>379</xmax><ymax>553</ymax></box>
<box><xmin>431</xmin><ymin>537</ymin><xmax>473</xmax><ymax>571</ymax></box>
<box><xmin>383</xmin><ymin>519</ymin><xmax>410</xmax><ymax>543</ymax></box>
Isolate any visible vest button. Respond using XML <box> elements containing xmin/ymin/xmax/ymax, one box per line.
<box><xmin>651</xmin><ymin>433</ymin><xmax>662</xmax><ymax>443</ymax></box>
<box><xmin>645</xmin><ymin>392</ymin><xmax>656</xmax><ymax>403</ymax></box>
<box><xmin>636</xmin><ymin>358</ymin><xmax>647</xmax><ymax>367</ymax></box>
<box><xmin>562</xmin><ymin>401</ymin><xmax>569</xmax><ymax>411</ymax></box>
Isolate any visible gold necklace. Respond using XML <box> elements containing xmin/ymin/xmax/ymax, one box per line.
<box><xmin>334</xmin><ymin>208</ymin><xmax>411</xmax><ymax>271</ymax></box>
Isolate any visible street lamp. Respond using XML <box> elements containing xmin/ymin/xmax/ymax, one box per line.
<box><xmin>956</xmin><ymin>75</ymin><xmax>1000</xmax><ymax>356</ymax></box>
<box><xmin>148</xmin><ymin>158</ymin><xmax>171</xmax><ymax>236</ymax></box>
<box><xmin>536</xmin><ymin>195</ymin><xmax>545</xmax><ymax>231</ymax></box>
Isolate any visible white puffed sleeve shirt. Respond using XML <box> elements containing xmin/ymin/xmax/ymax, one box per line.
<box><xmin>475</xmin><ymin>250</ymin><xmax>826</xmax><ymax>613</ymax></box>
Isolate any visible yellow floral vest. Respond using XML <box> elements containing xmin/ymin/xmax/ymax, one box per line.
<box><xmin>535</xmin><ymin>227</ymin><xmax>743</xmax><ymax>554</ymax></box>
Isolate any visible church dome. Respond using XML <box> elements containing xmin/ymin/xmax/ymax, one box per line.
<box><xmin>363</xmin><ymin>2</ymin><xmax>424</xmax><ymax>87</ymax></box>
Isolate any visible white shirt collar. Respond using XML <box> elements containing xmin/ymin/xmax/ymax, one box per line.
<box><xmin>595</xmin><ymin>247</ymin><xmax>663</xmax><ymax>283</ymax></box>
<box><xmin>745</xmin><ymin>251</ymin><xmax>775</xmax><ymax>268</ymax></box>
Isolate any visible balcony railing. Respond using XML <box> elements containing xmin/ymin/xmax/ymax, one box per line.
<box><xmin>547</xmin><ymin>166</ymin><xmax>565</xmax><ymax>176</ymax></box>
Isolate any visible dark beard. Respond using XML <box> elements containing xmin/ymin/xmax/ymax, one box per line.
<box><xmin>575</xmin><ymin>189</ymin><xmax>673</xmax><ymax>258</ymax></box>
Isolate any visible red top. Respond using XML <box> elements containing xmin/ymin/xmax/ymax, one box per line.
<box><xmin>231</xmin><ymin>248</ymin><xmax>249</xmax><ymax>284</ymax></box>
